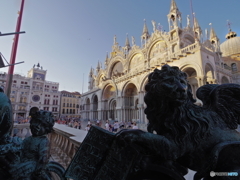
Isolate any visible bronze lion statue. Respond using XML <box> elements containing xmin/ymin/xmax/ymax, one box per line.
<box><xmin>117</xmin><ymin>64</ymin><xmax>240</xmax><ymax>180</ymax></box>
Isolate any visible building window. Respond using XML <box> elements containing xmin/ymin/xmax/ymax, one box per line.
<box><xmin>231</xmin><ymin>63</ymin><xmax>237</xmax><ymax>72</ymax></box>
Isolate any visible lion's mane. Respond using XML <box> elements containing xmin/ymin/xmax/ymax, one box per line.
<box><xmin>144</xmin><ymin>65</ymin><xmax>213</xmax><ymax>148</ymax></box>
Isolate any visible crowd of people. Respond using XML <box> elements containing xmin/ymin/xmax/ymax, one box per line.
<box><xmin>56</xmin><ymin>118</ymin><xmax>139</xmax><ymax>132</ymax></box>
<box><xmin>57</xmin><ymin>118</ymin><xmax>81</xmax><ymax>129</ymax></box>
<box><xmin>104</xmin><ymin>120</ymin><xmax>138</xmax><ymax>133</ymax></box>
<box><xmin>15</xmin><ymin>116</ymin><xmax>30</xmax><ymax>124</ymax></box>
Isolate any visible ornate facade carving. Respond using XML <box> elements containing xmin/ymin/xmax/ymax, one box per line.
<box><xmin>81</xmin><ymin>0</ymin><xmax>237</xmax><ymax>127</ymax></box>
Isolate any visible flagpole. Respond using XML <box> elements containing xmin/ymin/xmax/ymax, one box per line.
<box><xmin>82</xmin><ymin>73</ymin><xmax>84</xmax><ymax>94</ymax></box>
<box><xmin>189</xmin><ymin>0</ymin><xmax>194</xmax><ymax>25</ymax></box>
<box><xmin>5</xmin><ymin>0</ymin><xmax>25</xmax><ymax>97</ymax></box>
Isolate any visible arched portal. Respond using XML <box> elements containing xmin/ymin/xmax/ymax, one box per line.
<box><xmin>85</xmin><ymin>98</ymin><xmax>90</xmax><ymax>120</ymax></box>
<box><xmin>205</xmin><ymin>64</ymin><xmax>214</xmax><ymax>84</ymax></box>
<box><xmin>221</xmin><ymin>76</ymin><xmax>229</xmax><ymax>84</ymax></box>
<box><xmin>102</xmin><ymin>84</ymin><xmax>116</xmax><ymax>121</ymax></box>
<box><xmin>182</xmin><ymin>67</ymin><xmax>198</xmax><ymax>98</ymax></box>
<box><xmin>109</xmin><ymin>100</ymin><xmax>117</xmax><ymax>120</ymax></box>
<box><xmin>92</xmin><ymin>95</ymin><xmax>98</xmax><ymax>120</ymax></box>
<box><xmin>123</xmin><ymin>83</ymin><xmax>138</xmax><ymax>122</ymax></box>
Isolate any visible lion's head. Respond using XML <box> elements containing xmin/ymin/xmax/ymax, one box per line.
<box><xmin>144</xmin><ymin>65</ymin><xmax>209</xmax><ymax>147</ymax></box>
<box><xmin>145</xmin><ymin>65</ymin><xmax>196</xmax><ymax>107</ymax></box>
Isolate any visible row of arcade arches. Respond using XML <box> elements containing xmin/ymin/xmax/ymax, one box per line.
<box><xmin>81</xmin><ymin>63</ymin><xmax>229</xmax><ymax>122</ymax></box>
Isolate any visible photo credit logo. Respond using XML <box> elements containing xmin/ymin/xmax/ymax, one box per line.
<box><xmin>210</xmin><ymin>171</ymin><xmax>238</xmax><ymax>177</ymax></box>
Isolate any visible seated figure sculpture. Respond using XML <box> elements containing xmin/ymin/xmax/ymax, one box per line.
<box><xmin>11</xmin><ymin>110</ymin><xmax>55</xmax><ymax>180</ymax></box>
<box><xmin>116</xmin><ymin>64</ymin><xmax>240</xmax><ymax>180</ymax></box>
<box><xmin>0</xmin><ymin>88</ymin><xmax>65</xmax><ymax>180</ymax></box>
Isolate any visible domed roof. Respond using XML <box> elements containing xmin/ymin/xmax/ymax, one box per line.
<box><xmin>220</xmin><ymin>31</ymin><xmax>240</xmax><ymax>57</ymax></box>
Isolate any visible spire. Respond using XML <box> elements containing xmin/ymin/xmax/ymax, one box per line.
<box><xmin>209</xmin><ymin>24</ymin><xmax>220</xmax><ymax>52</ymax></box>
<box><xmin>105</xmin><ymin>52</ymin><xmax>109</xmax><ymax>68</ymax></box>
<box><xmin>89</xmin><ymin>67</ymin><xmax>93</xmax><ymax>76</ymax></box>
<box><xmin>125</xmin><ymin>33</ymin><xmax>130</xmax><ymax>47</ymax></box>
<box><xmin>124</xmin><ymin>33</ymin><xmax>131</xmax><ymax>52</ymax></box>
<box><xmin>193</xmin><ymin>13</ymin><xmax>202</xmax><ymax>39</ymax></box>
<box><xmin>209</xmin><ymin>26</ymin><xmax>218</xmax><ymax>41</ymax></box>
<box><xmin>141</xmin><ymin>19</ymin><xmax>150</xmax><ymax>40</ymax></box>
<box><xmin>167</xmin><ymin>0</ymin><xmax>182</xmax><ymax>30</ymax></box>
<box><xmin>96</xmin><ymin>61</ymin><xmax>100</xmax><ymax>72</ymax></box>
<box><xmin>169</xmin><ymin>0</ymin><xmax>178</xmax><ymax>12</ymax></box>
<box><xmin>106</xmin><ymin>52</ymin><xmax>109</xmax><ymax>60</ymax></box>
<box><xmin>193</xmin><ymin>15</ymin><xmax>200</xmax><ymax>29</ymax></box>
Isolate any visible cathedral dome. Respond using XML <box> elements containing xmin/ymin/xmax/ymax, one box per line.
<box><xmin>220</xmin><ymin>31</ymin><xmax>240</xmax><ymax>57</ymax></box>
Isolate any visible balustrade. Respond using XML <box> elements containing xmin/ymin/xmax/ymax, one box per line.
<box><xmin>12</xmin><ymin>123</ymin><xmax>88</xmax><ymax>170</ymax></box>
<box><xmin>12</xmin><ymin>123</ymin><xmax>31</xmax><ymax>138</ymax></box>
<box><xmin>181</xmin><ymin>43</ymin><xmax>197</xmax><ymax>54</ymax></box>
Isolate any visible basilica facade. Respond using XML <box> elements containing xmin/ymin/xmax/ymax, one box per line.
<box><xmin>80</xmin><ymin>0</ymin><xmax>240</xmax><ymax>128</ymax></box>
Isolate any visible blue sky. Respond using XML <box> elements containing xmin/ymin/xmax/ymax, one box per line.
<box><xmin>0</xmin><ymin>0</ymin><xmax>239</xmax><ymax>93</ymax></box>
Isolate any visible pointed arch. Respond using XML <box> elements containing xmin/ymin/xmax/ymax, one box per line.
<box><xmin>180</xmin><ymin>64</ymin><xmax>201</xmax><ymax>98</ymax></box>
<box><xmin>127</xmin><ymin>53</ymin><xmax>144</xmax><ymax>72</ymax></box>
<box><xmin>107</xmin><ymin>57</ymin><xmax>125</xmax><ymax>78</ymax></box>
<box><xmin>205</xmin><ymin>63</ymin><xmax>215</xmax><ymax>83</ymax></box>
<box><xmin>102</xmin><ymin>84</ymin><xmax>117</xmax><ymax>101</ymax></box>
<box><xmin>92</xmin><ymin>94</ymin><xmax>98</xmax><ymax>120</ymax></box>
<box><xmin>221</xmin><ymin>76</ymin><xmax>229</xmax><ymax>84</ymax></box>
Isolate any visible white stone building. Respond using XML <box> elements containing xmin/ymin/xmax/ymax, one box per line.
<box><xmin>0</xmin><ymin>63</ymin><xmax>61</xmax><ymax>121</ymax></box>
<box><xmin>80</xmin><ymin>0</ymin><xmax>240</xmax><ymax>127</ymax></box>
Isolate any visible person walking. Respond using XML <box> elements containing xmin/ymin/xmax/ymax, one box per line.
<box><xmin>132</xmin><ymin>122</ymin><xmax>138</xmax><ymax>129</ymax></box>
<box><xmin>105</xmin><ymin>120</ymin><xmax>110</xmax><ymax>131</ymax></box>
